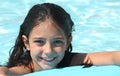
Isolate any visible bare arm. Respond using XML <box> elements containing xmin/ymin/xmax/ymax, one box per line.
<box><xmin>70</xmin><ymin>51</ymin><xmax>120</xmax><ymax>66</ymax></box>
<box><xmin>0</xmin><ymin>67</ymin><xmax>20</xmax><ymax>76</ymax></box>
<box><xmin>88</xmin><ymin>51</ymin><xmax>120</xmax><ymax>66</ymax></box>
<box><xmin>0</xmin><ymin>66</ymin><xmax>31</xmax><ymax>76</ymax></box>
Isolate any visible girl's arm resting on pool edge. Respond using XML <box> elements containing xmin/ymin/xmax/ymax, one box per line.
<box><xmin>70</xmin><ymin>51</ymin><xmax>120</xmax><ymax>66</ymax></box>
<box><xmin>0</xmin><ymin>67</ymin><xmax>20</xmax><ymax>76</ymax></box>
<box><xmin>87</xmin><ymin>51</ymin><xmax>120</xmax><ymax>66</ymax></box>
<box><xmin>0</xmin><ymin>66</ymin><xmax>31</xmax><ymax>76</ymax></box>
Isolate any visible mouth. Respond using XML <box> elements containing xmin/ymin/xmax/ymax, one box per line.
<box><xmin>39</xmin><ymin>57</ymin><xmax>56</xmax><ymax>62</ymax></box>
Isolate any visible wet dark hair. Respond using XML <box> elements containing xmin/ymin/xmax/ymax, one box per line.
<box><xmin>7</xmin><ymin>3</ymin><xmax>74</xmax><ymax>69</ymax></box>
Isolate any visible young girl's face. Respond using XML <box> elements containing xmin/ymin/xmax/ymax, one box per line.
<box><xmin>23</xmin><ymin>19</ymin><xmax>70</xmax><ymax>71</ymax></box>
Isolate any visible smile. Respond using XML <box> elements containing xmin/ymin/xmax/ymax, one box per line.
<box><xmin>39</xmin><ymin>57</ymin><xmax>56</xmax><ymax>62</ymax></box>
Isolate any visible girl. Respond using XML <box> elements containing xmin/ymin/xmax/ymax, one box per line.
<box><xmin>0</xmin><ymin>3</ymin><xmax>120</xmax><ymax>76</ymax></box>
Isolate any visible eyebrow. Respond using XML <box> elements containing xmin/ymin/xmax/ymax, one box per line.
<box><xmin>33</xmin><ymin>38</ymin><xmax>45</xmax><ymax>43</ymax></box>
<box><xmin>33</xmin><ymin>38</ymin><xmax>44</xmax><ymax>40</ymax></box>
<box><xmin>33</xmin><ymin>37</ymin><xmax>64</xmax><ymax>40</ymax></box>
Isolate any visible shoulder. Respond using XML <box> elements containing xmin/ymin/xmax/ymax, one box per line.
<box><xmin>70</xmin><ymin>52</ymin><xmax>88</xmax><ymax>59</ymax></box>
<box><xmin>70</xmin><ymin>52</ymin><xmax>87</xmax><ymax>57</ymax></box>
<box><xmin>70</xmin><ymin>52</ymin><xmax>88</xmax><ymax>65</ymax></box>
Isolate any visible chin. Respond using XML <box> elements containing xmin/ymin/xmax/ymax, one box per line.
<box><xmin>42</xmin><ymin>64</ymin><xmax>55</xmax><ymax>70</ymax></box>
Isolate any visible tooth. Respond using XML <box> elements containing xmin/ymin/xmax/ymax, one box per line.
<box><xmin>45</xmin><ymin>58</ymin><xmax>54</xmax><ymax>60</ymax></box>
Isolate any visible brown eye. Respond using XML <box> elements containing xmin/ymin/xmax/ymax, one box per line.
<box><xmin>53</xmin><ymin>40</ymin><xmax>64</xmax><ymax>46</ymax></box>
<box><xmin>34</xmin><ymin>40</ymin><xmax>45</xmax><ymax>46</ymax></box>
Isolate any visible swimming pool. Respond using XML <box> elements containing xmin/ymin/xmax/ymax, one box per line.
<box><xmin>0</xmin><ymin>0</ymin><xmax>120</xmax><ymax>66</ymax></box>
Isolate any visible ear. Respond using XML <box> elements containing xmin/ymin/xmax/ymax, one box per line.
<box><xmin>22</xmin><ymin>35</ymin><xmax>30</xmax><ymax>51</ymax></box>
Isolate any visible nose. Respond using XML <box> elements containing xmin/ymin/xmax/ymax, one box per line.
<box><xmin>43</xmin><ymin>41</ymin><xmax>53</xmax><ymax>55</ymax></box>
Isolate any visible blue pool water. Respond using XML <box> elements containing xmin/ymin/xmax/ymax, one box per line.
<box><xmin>0</xmin><ymin>0</ymin><xmax>120</xmax><ymax>65</ymax></box>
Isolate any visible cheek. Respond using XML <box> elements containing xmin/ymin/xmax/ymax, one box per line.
<box><xmin>54</xmin><ymin>45</ymin><xmax>66</xmax><ymax>52</ymax></box>
<box><xmin>29</xmin><ymin>44</ymin><xmax>42</xmax><ymax>57</ymax></box>
<box><xmin>54</xmin><ymin>45</ymin><xmax>67</xmax><ymax>59</ymax></box>
<box><xmin>56</xmin><ymin>47</ymin><xmax>66</xmax><ymax>62</ymax></box>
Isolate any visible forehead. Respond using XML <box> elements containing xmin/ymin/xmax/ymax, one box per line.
<box><xmin>29</xmin><ymin>19</ymin><xmax>65</xmax><ymax>37</ymax></box>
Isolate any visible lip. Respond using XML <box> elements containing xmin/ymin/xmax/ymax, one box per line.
<box><xmin>40</xmin><ymin>57</ymin><xmax>56</xmax><ymax>62</ymax></box>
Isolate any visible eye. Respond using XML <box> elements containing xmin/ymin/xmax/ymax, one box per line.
<box><xmin>34</xmin><ymin>40</ymin><xmax>45</xmax><ymax>46</ymax></box>
<box><xmin>53</xmin><ymin>40</ymin><xmax>64</xmax><ymax>46</ymax></box>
